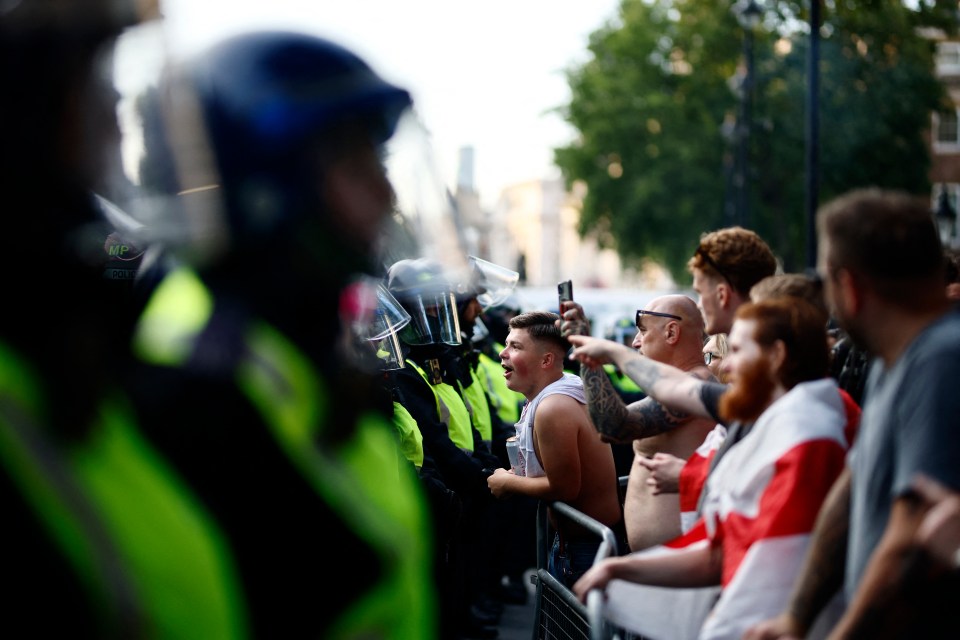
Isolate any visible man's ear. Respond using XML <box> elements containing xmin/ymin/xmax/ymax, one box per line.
<box><xmin>770</xmin><ymin>339</ymin><xmax>788</xmax><ymax>377</ymax></box>
<box><xmin>835</xmin><ymin>268</ymin><xmax>862</xmax><ymax>316</ymax></box>
<box><xmin>665</xmin><ymin>320</ymin><xmax>680</xmax><ymax>344</ymax></box>
<box><xmin>541</xmin><ymin>350</ymin><xmax>555</xmax><ymax>369</ymax></box>
<box><xmin>721</xmin><ymin>284</ymin><xmax>748</xmax><ymax>312</ymax></box>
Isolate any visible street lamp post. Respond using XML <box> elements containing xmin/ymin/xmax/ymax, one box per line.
<box><xmin>733</xmin><ymin>0</ymin><xmax>762</xmax><ymax>229</ymax></box>
<box><xmin>935</xmin><ymin>186</ymin><xmax>957</xmax><ymax>247</ymax></box>
<box><xmin>805</xmin><ymin>0</ymin><xmax>821</xmax><ymax>269</ymax></box>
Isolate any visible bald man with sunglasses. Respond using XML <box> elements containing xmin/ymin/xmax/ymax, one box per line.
<box><xmin>561</xmin><ymin>294</ymin><xmax>716</xmax><ymax>552</ymax></box>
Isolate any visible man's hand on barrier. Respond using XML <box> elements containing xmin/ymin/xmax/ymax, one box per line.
<box><xmin>571</xmin><ymin>556</ymin><xmax>618</xmax><ymax>604</ymax></box>
<box><xmin>741</xmin><ymin>612</ymin><xmax>804</xmax><ymax>640</ymax></box>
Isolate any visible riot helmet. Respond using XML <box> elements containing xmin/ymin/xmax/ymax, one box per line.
<box><xmin>607</xmin><ymin>316</ymin><xmax>637</xmax><ymax>347</ymax></box>
<box><xmin>343</xmin><ymin>279</ymin><xmax>411</xmax><ymax>371</ymax></box>
<box><xmin>122</xmin><ymin>29</ymin><xmax>413</xmax><ymax>279</ymax></box>
<box><xmin>459</xmin><ymin>256</ymin><xmax>519</xmax><ymax>310</ymax></box>
<box><xmin>452</xmin><ymin>255</ymin><xmax>518</xmax><ymax>338</ymax></box>
<box><xmin>386</xmin><ymin>258</ymin><xmax>461</xmax><ymax>346</ymax></box>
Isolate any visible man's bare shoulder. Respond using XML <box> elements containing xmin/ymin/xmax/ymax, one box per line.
<box><xmin>535</xmin><ymin>393</ymin><xmax>589</xmax><ymax>425</ymax></box>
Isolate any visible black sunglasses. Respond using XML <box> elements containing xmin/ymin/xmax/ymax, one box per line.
<box><xmin>636</xmin><ymin>309</ymin><xmax>682</xmax><ymax>328</ymax></box>
<box><xmin>695</xmin><ymin>246</ymin><xmax>734</xmax><ymax>289</ymax></box>
<box><xmin>704</xmin><ymin>351</ymin><xmax>722</xmax><ymax>365</ymax></box>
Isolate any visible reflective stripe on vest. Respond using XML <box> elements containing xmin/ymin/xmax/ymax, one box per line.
<box><xmin>393</xmin><ymin>401</ymin><xmax>425</xmax><ymax>468</ymax></box>
<box><xmin>134</xmin><ymin>267</ymin><xmax>437</xmax><ymax>639</ymax></box>
<box><xmin>603</xmin><ymin>364</ymin><xmax>643</xmax><ymax>394</ymax></box>
<box><xmin>408</xmin><ymin>360</ymin><xmax>474</xmax><ymax>452</ymax></box>
<box><xmin>463</xmin><ymin>367</ymin><xmax>493</xmax><ymax>442</ymax></box>
<box><xmin>0</xmin><ymin>341</ymin><xmax>247</xmax><ymax>639</ymax></box>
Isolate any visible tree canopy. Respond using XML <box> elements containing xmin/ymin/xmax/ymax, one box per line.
<box><xmin>554</xmin><ymin>0</ymin><xmax>958</xmax><ymax>282</ymax></box>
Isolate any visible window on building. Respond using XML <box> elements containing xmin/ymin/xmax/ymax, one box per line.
<box><xmin>936</xmin><ymin>42</ymin><xmax>960</xmax><ymax>74</ymax></box>
<box><xmin>933</xmin><ymin>184</ymin><xmax>959</xmax><ymax>247</ymax></box>
<box><xmin>935</xmin><ymin>109</ymin><xmax>960</xmax><ymax>147</ymax></box>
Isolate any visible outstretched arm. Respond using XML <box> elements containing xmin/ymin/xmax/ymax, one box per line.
<box><xmin>569</xmin><ymin>335</ymin><xmax>711</xmax><ymax>419</ymax></box>
<box><xmin>572</xmin><ymin>539</ymin><xmax>722</xmax><ymax>603</ymax></box>
<box><xmin>581</xmin><ymin>363</ymin><xmax>696</xmax><ymax>443</ymax></box>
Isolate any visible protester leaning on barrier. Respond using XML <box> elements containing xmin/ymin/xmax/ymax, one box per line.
<box><xmin>473</xmin><ymin>296</ymin><xmax>537</xmax><ymax>604</ymax></box>
<box><xmin>123</xmin><ymin>30</ymin><xmax>436</xmax><ymax>638</ymax></box>
<box><xmin>487</xmin><ymin>311</ymin><xmax>623</xmax><ymax>590</ymax></box>
<box><xmin>744</xmin><ymin>188</ymin><xmax>960</xmax><ymax>640</ymax></box>
<box><xmin>568</xmin><ymin>297</ymin><xmax>849</xmax><ymax>640</ymax></box>
<box><xmin>0</xmin><ymin>1</ymin><xmax>260</xmax><ymax>636</ymax></box>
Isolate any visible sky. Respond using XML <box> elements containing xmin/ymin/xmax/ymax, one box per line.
<box><xmin>158</xmin><ymin>0</ymin><xmax>623</xmax><ymax>209</ymax></box>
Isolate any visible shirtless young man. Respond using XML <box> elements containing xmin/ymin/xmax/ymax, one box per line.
<box><xmin>487</xmin><ymin>311</ymin><xmax>622</xmax><ymax>588</ymax></box>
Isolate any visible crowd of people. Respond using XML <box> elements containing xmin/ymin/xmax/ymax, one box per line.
<box><xmin>4</xmin><ymin>2</ymin><xmax>960</xmax><ymax>640</ymax></box>
<box><xmin>561</xmin><ymin>195</ymin><xmax>960</xmax><ymax>639</ymax></box>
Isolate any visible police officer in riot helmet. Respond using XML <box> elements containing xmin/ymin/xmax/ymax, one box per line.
<box><xmin>1</xmin><ymin>1</ymin><xmax>256</xmax><ymax>636</ymax></box>
<box><xmin>386</xmin><ymin>257</ymin><xmax>504</xmax><ymax>639</ymax></box>
<box><xmin>134</xmin><ymin>31</ymin><xmax>412</xmax><ymax>375</ymax></box>
<box><xmin>124</xmin><ymin>30</ymin><xmax>436</xmax><ymax>637</ymax></box>
<box><xmin>386</xmin><ymin>257</ymin><xmax>501</xmax><ymax>484</ymax></box>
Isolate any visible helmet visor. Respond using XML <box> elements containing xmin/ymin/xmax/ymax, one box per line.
<box><xmin>404</xmin><ymin>290</ymin><xmax>461</xmax><ymax>346</ymax></box>
<box><xmin>372</xmin><ymin>331</ymin><xmax>406</xmax><ymax>371</ymax></box>
<box><xmin>467</xmin><ymin>255</ymin><xmax>519</xmax><ymax>310</ymax></box>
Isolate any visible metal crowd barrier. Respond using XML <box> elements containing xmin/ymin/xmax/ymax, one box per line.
<box><xmin>530</xmin><ymin>500</ymin><xmax>623</xmax><ymax>640</ymax></box>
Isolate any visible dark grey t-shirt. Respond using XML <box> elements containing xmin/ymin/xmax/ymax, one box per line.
<box><xmin>846</xmin><ymin>310</ymin><xmax>960</xmax><ymax>599</ymax></box>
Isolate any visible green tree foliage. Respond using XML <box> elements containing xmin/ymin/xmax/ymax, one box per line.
<box><xmin>555</xmin><ymin>0</ymin><xmax>958</xmax><ymax>281</ymax></box>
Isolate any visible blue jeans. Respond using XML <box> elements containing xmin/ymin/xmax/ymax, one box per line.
<box><xmin>547</xmin><ymin>533</ymin><xmax>600</xmax><ymax>589</ymax></box>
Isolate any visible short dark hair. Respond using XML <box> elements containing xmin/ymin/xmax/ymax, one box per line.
<box><xmin>750</xmin><ymin>273</ymin><xmax>828</xmax><ymax>326</ymax></box>
<box><xmin>688</xmin><ymin>226</ymin><xmax>778</xmax><ymax>296</ymax></box>
<box><xmin>817</xmin><ymin>188</ymin><xmax>945</xmax><ymax>303</ymax></box>
<box><xmin>735</xmin><ymin>297</ymin><xmax>829</xmax><ymax>389</ymax></box>
<box><xmin>508</xmin><ymin>311</ymin><xmax>568</xmax><ymax>354</ymax></box>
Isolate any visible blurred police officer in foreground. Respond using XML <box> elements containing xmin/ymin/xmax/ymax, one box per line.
<box><xmin>119</xmin><ymin>29</ymin><xmax>437</xmax><ymax>638</ymax></box>
<box><xmin>0</xmin><ymin>1</ymin><xmax>257</xmax><ymax>637</ymax></box>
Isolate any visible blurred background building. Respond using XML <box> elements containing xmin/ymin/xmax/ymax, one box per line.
<box><xmin>453</xmin><ymin>146</ymin><xmax>675</xmax><ymax>291</ymax></box>
<box><xmin>931</xmin><ymin>35</ymin><xmax>960</xmax><ymax>249</ymax></box>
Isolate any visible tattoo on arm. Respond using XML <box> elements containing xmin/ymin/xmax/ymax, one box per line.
<box><xmin>622</xmin><ymin>358</ymin><xmax>664</xmax><ymax>392</ymax></box>
<box><xmin>581</xmin><ymin>363</ymin><xmax>688</xmax><ymax>443</ymax></box>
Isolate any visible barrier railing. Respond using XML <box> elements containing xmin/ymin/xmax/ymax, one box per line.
<box><xmin>531</xmin><ymin>500</ymin><xmax>622</xmax><ymax>640</ymax></box>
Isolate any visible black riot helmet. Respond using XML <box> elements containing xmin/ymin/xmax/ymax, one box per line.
<box><xmin>386</xmin><ymin>258</ymin><xmax>462</xmax><ymax>346</ymax></box>
<box><xmin>133</xmin><ymin>30</ymin><xmax>413</xmax><ymax>280</ymax></box>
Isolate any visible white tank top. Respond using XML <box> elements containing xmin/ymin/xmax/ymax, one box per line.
<box><xmin>513</xmin><ymin>373</ymin><xmax>585</xmax><ymax>478</ymax></box>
